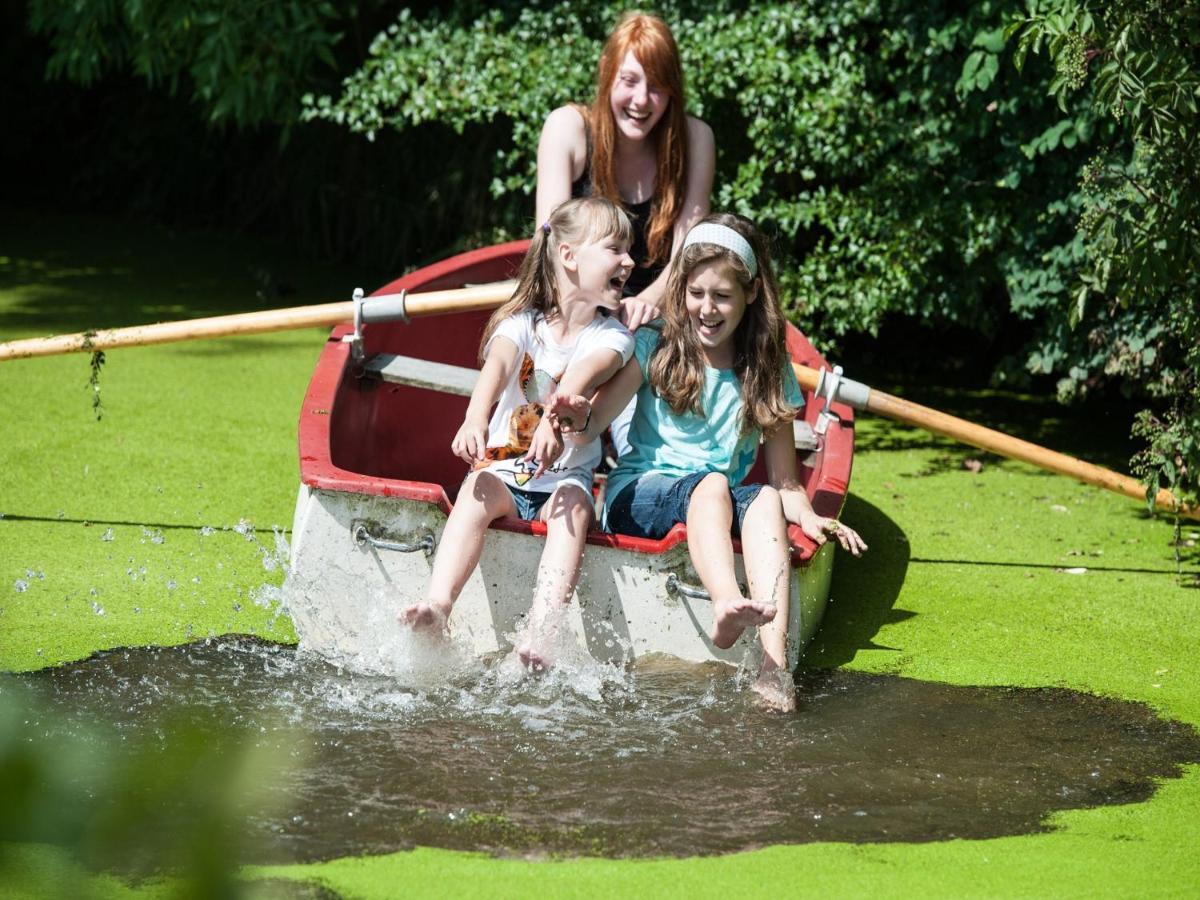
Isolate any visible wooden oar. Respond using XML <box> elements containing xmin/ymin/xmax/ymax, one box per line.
<box><xmin>0</xmin><ymin>281</ymin><xmax>517</xmax><ymax>362</ymax></box>
<box><xmin>793</xmin><ymin>363</ymin><xmax>1197</xmax><ymax>520</ymax></box>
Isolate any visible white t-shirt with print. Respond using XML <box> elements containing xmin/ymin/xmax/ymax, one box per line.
<box><xmin>478</xmin><ymin>310</ymin><xmax>633</xmax><ymax>495</ymax></box>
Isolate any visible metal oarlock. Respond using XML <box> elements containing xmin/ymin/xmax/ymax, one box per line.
<box><xmin>813</xmin><ymin>365</ymin><xmax>872</xmax><ymax>436</ymax></box>
<box><xmin>815</xmin><ymin>365</ymin><xmax>843</xmax><ymax>436</ymax></box>
<box><xmin>344</xmin><ymin>287</ymin><xmax>411</xmax><ymax>363</ymax></box>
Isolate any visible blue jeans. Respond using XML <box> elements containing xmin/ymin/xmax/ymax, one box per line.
<box><xmin>606</xmin><ymin>471</ymin><xmax>765</xmax><ymax>539</ymax></box>
<box><xmin>502</xmin><ymin>484</ymin><xmax>553</xmax><ymax>521</ymax></box>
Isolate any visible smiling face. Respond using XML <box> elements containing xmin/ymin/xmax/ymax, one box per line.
<box><xmin>568</xmin><ymin>232</ymin><xmax>635</xmax><ymax>310</ymax></box>
<box><xmin>609</xmin><ymin>50</ymin><xmax>669</xmax><ymax>142</ymax></box>
<box><xmin>684</xmin><ymin>258</ymin><xmax>758</xmax><ymax>368</ymax></box>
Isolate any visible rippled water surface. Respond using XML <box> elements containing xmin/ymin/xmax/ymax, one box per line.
<box><xmin>11</xmin><ymin>637</ymin><xmax>1200</xmax><ymax>861</ymax></box>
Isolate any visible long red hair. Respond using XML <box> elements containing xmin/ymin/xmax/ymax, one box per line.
<box><xmin>589</xmin><ymin>13</ymin><xmax>688</xmax><ymax>269</ymax></box>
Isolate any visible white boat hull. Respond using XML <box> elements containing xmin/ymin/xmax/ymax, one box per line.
<box><xmin>288</xmin><ymin>484</ymin><xmax>831</xmax><ymax>671</ymax></box>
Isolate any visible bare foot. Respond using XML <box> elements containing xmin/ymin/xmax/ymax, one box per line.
<box><xmin>752</xmin><ymin>663</ymin><xmax>797</xmax><ymax>713</ymax></box>
<box><xmin>517</xmin><ymin>643</ymin><xmax>551</xmax><ymax>672</ymax></box>
<box><xmin>710</xmin><ymin>598</ymin><xmax>776</xmax><ymax>650</ymax></box>
<box><xmin>516</xmin><ymin>604</ymin><xmax>567</xmax><ymax>671</ymax></box>
<box><xmin>397</xmin><ymin>601</ymin><xmax>450</xmax><ymax>634</ymax></box>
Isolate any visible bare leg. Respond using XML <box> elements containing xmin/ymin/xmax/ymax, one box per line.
<box><xmin>398</xmin><ymin>470</ymin><xmax>515</xmax><ymax>633</ymax></box>
<box><xmin>686</xmin><ymin>473</ymin><xmax>776</xmax><ymax>650</ymax></box>
<box><xmin>518</xmin><ymin>484</ymin><xmax>593</xmax><ymax>670</ymax></box>
<box><xmin>741</xmin><ymin>486</ymin><xmax>797</xmax><ymax>713</ymax></box>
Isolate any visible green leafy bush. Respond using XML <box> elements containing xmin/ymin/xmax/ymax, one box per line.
<box><xmin>27</xmin><ymin>0</ymin><xmax>389</xmax><ymax>131</ymax></box>
<box><xmin>1010</xmin><ymin>0</ymin><xmax>1199</xmax><ymax>515</ymax></box>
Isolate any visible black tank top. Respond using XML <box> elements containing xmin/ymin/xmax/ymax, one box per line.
<box><xmin>570</xmin><ymin>122</ymin><xmax>663</xmax><ymax>297</ymax></box>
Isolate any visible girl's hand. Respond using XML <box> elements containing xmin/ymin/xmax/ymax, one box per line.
<box><xmin>524</xmin><ymin>416</ymin><xmax>564</xmax><ymax>478</ymax></box>
<box><xmin>619</xmin><ymin>294</ymin><xmax>661</xmax><ymax>331</ymax></box>
<box><xmin>799</xmin><ymin>513</ymin><xmax>868</xmax><ymax>556</ymax></box>
<box><xmin>546</xmin><ymin>393</ymin><xmax>592</xmax><ymax>435</ymax></box>
<box><xmin>451</xmin><ymin>417</ymin><xmax>489</xmax><ymax>465</ymax></box>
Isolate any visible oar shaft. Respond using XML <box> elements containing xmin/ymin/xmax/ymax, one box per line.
<box><xmin>0</xmin><ymin>281</ymin><xmax>516</xmax><ymax>361</ymax></box>
<box><xmin>793</xmin><ymin>360</ymin><xmax>1196</xmax><ymax>519</ymax></box>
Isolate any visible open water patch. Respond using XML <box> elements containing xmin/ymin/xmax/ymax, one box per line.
<box><xmin>8</xmin><ymin>636</ymin><xmax>1199</xmax><ymax>861</ymax></box>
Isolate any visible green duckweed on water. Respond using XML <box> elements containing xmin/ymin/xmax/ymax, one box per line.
<box><xmin>1</xmin><ymin>212</ymin><xmax>1198</xmax><ymax>898</ymax></box>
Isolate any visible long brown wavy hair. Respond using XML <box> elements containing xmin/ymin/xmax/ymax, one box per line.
<box><xmin>589</xmin><ymin>12</ymin><xmax>688</xmax><ymax>270</ymax></box>
<box><xmin>647</xmin><ymin>213</ymin><xmax>796</xmax><ymax>436</ymax></box>
<box><xmin>479</xmin><ymin>197</ymin><xmax>634</xmax><ymax>362</ymax></box>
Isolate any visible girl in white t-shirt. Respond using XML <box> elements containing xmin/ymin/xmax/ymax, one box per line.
<box><xmin>399</xmin><ymin>197</ymin><xmax>636</xmax><ymax>669</ymax></box>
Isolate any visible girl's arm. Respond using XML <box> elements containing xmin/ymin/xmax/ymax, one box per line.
<box><xmin>546</xmin><ymin>355</ymin><xmax>644</xmax><ymax>443</ymax></box>
<box><xmin>452</xmin><ymin>336</ymin><xmax>520</xmax><ymax>465</ymax></box>
<box><xmin>535</xmin><ymin>106</ymin><xmax>588</xmax><ymax>226</ymax></box>
<box><xmin>524</xmin><ymin>347</ymin><xmax>626</xmax><ymax>476</ymax></box>
<box><xmin>620</xmin><ymin>117</ymin><xmax>715</xmax><ymax>330</ymax></box>
<box><xmin>762</xmin><ymin>424</ymin><xmax>868</xmax><ymax>556</ymax></box>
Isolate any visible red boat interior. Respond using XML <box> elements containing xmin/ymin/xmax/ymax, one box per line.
<box><xmin>298</xmin><ymin>241</ymin><xmax>855</xmax><ymax>564</ymax></box>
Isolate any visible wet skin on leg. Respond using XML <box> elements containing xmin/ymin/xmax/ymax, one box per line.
<box><xmin>399</xmin><ymin>469</ymin><xmax>516</xmax><ymax>633</ymax></box>
<box><xmin>739</xmin><ymin>485</ymin><xmax>797</xmax><ymax>712</ymax></box>
<box><xmin>685</xmin><ymin>473</ymin><xmax>777</xmax><ymax>650</ymax></box>
<box><xmin>518</xmin><ymin>483</ymin><xmax>594</xmax><ymax>670</ymax></box>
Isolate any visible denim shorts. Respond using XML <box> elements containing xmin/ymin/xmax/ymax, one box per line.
<box><xmin>606</xmin><ymin>471</ymin><xmax>765</xmax><ymax>539</ymax></box>
<box><xmin>503</xmin><ymin>484</ymin><xmax>554</xmax><ymax>522</ymax></box>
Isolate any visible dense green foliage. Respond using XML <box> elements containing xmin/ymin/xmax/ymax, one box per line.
<box><xmin>8</xmin><ymin>0</ymin><xmax>503</xmax><ymax>272</ymax></box>
<box><xmin>1008</xmin><ymin>0</ymin><xmax>1199</xmax><ymax>513</ymax></box>
<box><xmin>26</xmin><ymin>0</ymin><xmax>374</xmax><ymax>130</ymax></box>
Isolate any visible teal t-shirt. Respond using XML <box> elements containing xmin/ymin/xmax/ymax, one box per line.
<box><xmin>603</xmin><ymin>327</ymin><xmax>805</xmax><ymax>520</ymax></box>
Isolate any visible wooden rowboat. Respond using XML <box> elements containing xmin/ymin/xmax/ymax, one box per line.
<box><xmin>287</xmin><ymin>241</ymin><xmax>856</xmax><ymax>671</ymax></box>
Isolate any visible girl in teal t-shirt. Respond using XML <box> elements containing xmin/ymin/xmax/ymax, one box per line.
<box><xmin>549</xmin><ymin>214</ymin><xmax>866</xmax><ymax>711</ymax></box>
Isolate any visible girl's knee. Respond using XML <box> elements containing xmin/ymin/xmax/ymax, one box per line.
<box><xmin>693</xmin><ymin>472</ymin><xmax>731</xmax><ymax>499</ymax></box>
<box><xmin>690</xmin><ymin>472</ymin><xmax>733</xmax><ymax>512</ymax></box>
<box><xmin>543</xmin><ymin>485</ymin><xmax>594</xmax><ymax>528</ymax></box>
<box><xmin>461</xmin><ymin>470</ymin><xmax>512</xmax><ymax>514</ymax></box>
<box><xmin>748</xmin><ymin>485</ymin><xmax>782</xmax><ymax>515</ymax></box>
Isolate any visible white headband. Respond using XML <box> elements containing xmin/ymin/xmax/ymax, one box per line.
<box><xmin>681</xmin><ymin>223</ymin><xmax>758</xmax><ymax>278</ymax></box>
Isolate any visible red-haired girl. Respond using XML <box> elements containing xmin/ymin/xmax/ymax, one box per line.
<box><xmin>537</xmin><ymin>12</ymin><xmax>714</xmax><ymax>330</ymax></box>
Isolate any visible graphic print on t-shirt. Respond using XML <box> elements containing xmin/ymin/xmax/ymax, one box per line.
<box><xmin>477</xmin><ymin>353</ymin><xmax>565</xmax><ymax>484</ymax></box>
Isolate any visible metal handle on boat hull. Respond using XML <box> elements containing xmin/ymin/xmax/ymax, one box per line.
<box><xmin>353</xmin><ymin>524</ymin><xmax>434</xmax><ymax>557</ymax></box>
<box><xmin>665</xmin><ymin>573</ymin><xmax>710</xmax><ymax>601</ymax></box>
<box><xmin>665</xmin><ymin>573</ymin><xmax>751</xmax><ymax>602</ymax></box>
